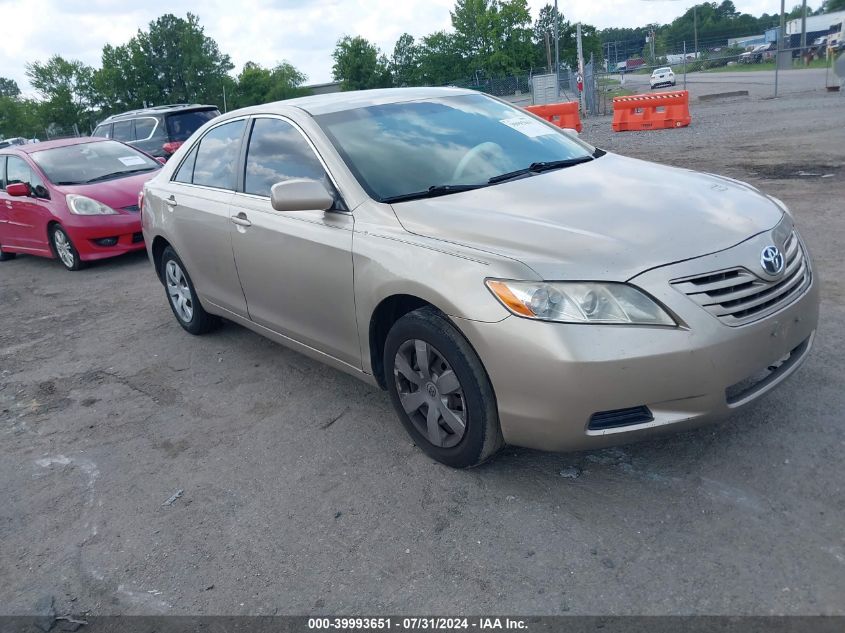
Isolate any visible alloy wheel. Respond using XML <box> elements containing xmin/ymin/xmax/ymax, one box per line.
<box><xmin>165</xmin><ymin>260</ymin><xmax>194</xmax><ymax>323</ymax></box>
<box><xmin>393</xmin><ymin>339</ymin><xmax>467</xmax><ymax>448</ymax></box>
<box><xmin>53</xmin><ymin>229</ymin><xmax>75</xmax><ymax>268</ymax></box>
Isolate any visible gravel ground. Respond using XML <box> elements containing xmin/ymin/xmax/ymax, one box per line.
<box><xmin>1</xmin><ymin>85</ymin><xmax>844</xmax><ymax>617</ymax></box>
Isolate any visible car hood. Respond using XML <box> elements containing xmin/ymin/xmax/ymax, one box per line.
<box><xmin>55</xmin><ymin>170</ymin><xmax>159</xmax><ymax>211</ymax></box>
<box><xmin>390</xmin><ymin>153</ymin><xmax>783</xmax><ymax>281</ymax></box>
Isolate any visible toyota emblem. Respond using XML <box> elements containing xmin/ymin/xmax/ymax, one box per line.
<box><xmin>760</xmin><ymin>245</ymin><xmax>785</xmax><ymax>276</ymax></box>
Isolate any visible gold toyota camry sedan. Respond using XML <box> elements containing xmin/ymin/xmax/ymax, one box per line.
<box><xmin>141</xmin><ymin>88</ymin><xmax>819</xmax><ymax>468</ymax></box>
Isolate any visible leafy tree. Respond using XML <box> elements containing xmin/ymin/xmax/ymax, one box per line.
<box><xmin>332</xmin><ymin>35</ymin><xmax>392</xmax><ymax>90</ymax></box>
<box><xmin>25</xmin><ymin>55</ymin><xmax>95</xmax><ymax>131</ymax></box>
<box><xmin>0</xmin><ymin>77</ymin><xmax>20</xmax><ymax>98</ymax></box>
<box><xmin>416</xmin><ymin>31</ymin><xmax>465</xmax><ymax>84</ymax></box>
<box><xmin>232</xmin><ymin>61</ymin><xmax>309</xmax><ymax>108</ymax></box>
<box><xmin>451</xmin><ymin>0</ymin><xmax>534</xmax><ymax>75</ymax></box>
<box><xmin>93</xmin><ymin>13</ymin><xmax>233</xmax><ymax>113</ymax></box>
<box><xmin>823</xmin><ymin>0</ymin><xmax>845</xmax><ymax>11</ymax></box>
<box><xmin>391</xmin><ymin>33</ymin><xmax>419</xmax><ymax>86</ymax></box>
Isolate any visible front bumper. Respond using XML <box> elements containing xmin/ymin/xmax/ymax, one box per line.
<box><xmin>454</xmin><ymin>237</ymin><xmax>820</xmax><ymax>452</ymax></box>
<box><xmin>64</xmin><ymin>214</ymin><xmax>144</xmax><ymax>261</ymax></box>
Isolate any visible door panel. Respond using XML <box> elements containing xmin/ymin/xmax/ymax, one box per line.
<box><xmin>166</xmin><ymin>185</ymin><xmax>247</xmax><ymax>317</ymax></box>
<box><xmin>230</xmin><ymin>197</ymin><xmax>359</xmax><ymax>366</ymax></box>
<box><xmin>164</xmin><ymin>118</ymin><xmax>249</xmax><ymax>317</ymax></box>
<box><xmin>229</xmin><ymin>115</ymin><xmax>359</xmax><ymax>367</ymax></box>
<box><xmin>5</xmin><ymin>156</ymin><xmax>51</xmax><ymax>254</ymax></box>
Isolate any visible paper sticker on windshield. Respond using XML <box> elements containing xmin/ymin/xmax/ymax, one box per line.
<box><xmin>500</xmin><ymin>116</ymin><xmax>556</xmax><ymax>138</ymax></box>
<box><xmin>118</xmin><ymin>156</ymin><xmax>146</xmax><ymax>166</ymax></box>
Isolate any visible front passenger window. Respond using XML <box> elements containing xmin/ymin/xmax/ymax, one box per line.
<box><xmin>244</xmin><ymin>118</ymin><xmax>330</xmax><ymax>197</ymax></box>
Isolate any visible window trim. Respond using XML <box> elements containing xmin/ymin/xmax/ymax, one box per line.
<box><xmin>168</xmin><ymin>115</ymin><xmax>250</xmax><ymax>192</ymax></box>
<box><xmin>234</xmin><ymin>114</ymin><xmax>348</xmax><ymax>213</ymax></box>
<box><xmin>131</xmin><ymin>116</ymin><xmax>159</xmax><ymax>142</ymax></box>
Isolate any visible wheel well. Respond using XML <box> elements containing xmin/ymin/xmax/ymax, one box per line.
<box><xmin>369</xmin><ymin>294</ymin><xmax>432</xmax><ymax>389</ymax></box>
<box><xmin>151</xmin><ymin>236</ymin><xmax>171</xmax><ymax>283</ymax></box>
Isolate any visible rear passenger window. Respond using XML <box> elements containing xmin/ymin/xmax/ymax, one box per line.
<box><xmin>244</xmin><ymin>118</ymin><xmax>329</xmax><ymax>197</ymax></box>
<box><xmin>112</xmin><ymin>120</ymin><xmax>133</xmax><ymax>141</ymax></box>
<box><xmin>134</xmin><ymin>118</ymin><xmax>156</xmax><ymax>139</ymax></box>
<box><xmin>173</xmin><ymin>144</ymin><xmax>198</xmax><ymax>184</ymax></box>
<box><xmin>93</xmin><ymin>124</ymin><xmax>112</xmax><ymax>138</ymax></box>
<box><xmin>192</xmin><ymin>120</ymin><xmax>245</xmax><ymax>190</ymax></box>
<box><xmin>0</xmin><ymin>157</ymin><xmax>6</xmax><ymax>189</ymax></box>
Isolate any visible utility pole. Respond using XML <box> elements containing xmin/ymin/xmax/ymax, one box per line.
<box><xmin>576</xmin><ymin>22</ymin><xmax>585</xmax><ymax>114</ymax></box>
<box><xmin>222</xmin><ymin>85</ymin><xmax>227</xmax><ymax>113</ymax></box>
<box><xmin>683</xmin><ymin>41</ymin><xmax>687</xmax><ymax>89</ymax></box>
<box><xmin>800</xmin><ymin>0</ymin><xmax>808</xmax><ymax>55</ymax></box>
<box><xmin>545</xmin><ymin>31</ymin><xmax>552</xmax><ymax>70</ymax></box>
<box><xmin>553</xmin><ymin>0</ymin><xmax>561</xmax><ymax>99</ymax></box>
<box><xmin>776</xmin><ymin>0</ymin><xmax>785</xmax><ymax>97</ymax></box>
<box><xmin>694</xmin><ymin>6</ymin><xmax>698</xmax><ymax>59</ymax></box>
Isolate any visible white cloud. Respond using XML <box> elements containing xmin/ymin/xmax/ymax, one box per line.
<box><xmin>0</xmin><ymin>0</ymin><xmax>824</xmax><ymax>96</ymax></box>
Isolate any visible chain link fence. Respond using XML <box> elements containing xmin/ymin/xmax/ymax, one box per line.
<box><xmin>440</xmin><ymin>41</ymin><xmax>844</xmax><ymax>117</ymax></box>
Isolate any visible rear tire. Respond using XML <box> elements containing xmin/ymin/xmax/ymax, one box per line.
<box><xmin>384</xmin><ymin>307</ymin><xmax>503</xmax><ymax>468</ymax></box>
<box><xmin>0</xmin><ymin>244</ymin><xmax>16</xmax><ymax>261</ymax></box>
<box><xmin>49</xmin><ymin>225</ymin><xmax>85</xmax><ymax>271</ymax></box>
<box><xmin>160</xmin><ymin>246</ymin><xmax>220</xmax><ymax>335</ymax></box>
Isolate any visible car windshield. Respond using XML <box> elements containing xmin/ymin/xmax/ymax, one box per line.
<box><xmin>315</xmin><ymin>94</ymin><xmax>595</xmax><ymax>202</ymax></box>
<box><xmin>31</xmin><ymin>140</ymin><xmax>159</xmax><ymax>185</ymax></box>
<box><xmin>166</xmin><ymin>109</ymin><xmax>220</xmax><ymax>142</ymax></box>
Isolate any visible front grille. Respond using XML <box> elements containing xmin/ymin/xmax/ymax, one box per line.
<box><xmin>671</xmin><ymin>231</ymin><xmax>810</xmax><ymax>326</ymax></box>
<box><xmin>588</xmin><ymin>406</ymin><xmax>654</xmax><ymax>430</ymax></box>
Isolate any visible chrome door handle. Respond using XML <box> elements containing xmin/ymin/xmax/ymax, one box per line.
<box><xmin>231</xmin><ymin>213</ymin><xmax>252</xmax><ymax>227</ymax></box>
<box><xmin>165</xmin><ymin>195</ymin><xmax>177</xmax><ymax>207</ymax></box>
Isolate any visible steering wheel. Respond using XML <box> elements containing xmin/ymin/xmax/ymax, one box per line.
<box><xmin>452</xmin><ymin>142</ymin><xmax>504</xmax><ymax>181</ymax></box>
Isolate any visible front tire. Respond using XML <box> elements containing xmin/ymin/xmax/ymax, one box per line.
<box><xmin>384</xmin><ymin>307</ymin><xmax>503</xmax><ymax>468</ymax></box>
<box><xmin>50</xmin><ymin>225</ymin><xmax>85</xmax><ymax>271</ymax></box>
<box><xmin>160</xmin><ymin>246</ymin><xmax>220</xmax><ymax>335</ymax></box>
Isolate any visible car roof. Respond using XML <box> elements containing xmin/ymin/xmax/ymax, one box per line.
<box><xmin>234</xmin><ymin>87</ymin><xmax>478</xmax><ymax>117</ymax></box>
<box><xmin>6</xmin><ymin>137</ymin><xmax>107</xmax><ymax>155</ymax></box>
<box><xmin>99</xmin><ymin>104</ymin><xmax>219</xmax><ymax>124</ymax></box>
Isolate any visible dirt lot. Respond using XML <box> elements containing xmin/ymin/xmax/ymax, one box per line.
<box><xmin>1</xmin><ymin>87</ymin><xmax>844</xmax><ymax>617</ymax></box>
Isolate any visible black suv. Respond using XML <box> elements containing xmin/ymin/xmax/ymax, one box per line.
<box><xmin>92</xmin><ymin>104</ymin><xmax>220</xmax><ymax>160</ymax></box>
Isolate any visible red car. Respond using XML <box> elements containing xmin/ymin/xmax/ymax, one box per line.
<box><xmin>0</xmin><ymin>137</ymin><xmax>161</xmax><ymax>270</ymax></box>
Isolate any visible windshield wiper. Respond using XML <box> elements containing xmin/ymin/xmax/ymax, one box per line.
<box><xmin>380</xmin><ymin>183</ymin><xmax>486</xmax><ymax>204</ymax></box>
<box><xmin>84</xmin><ymin>167</ymin><xmax>156</xmax><ymax>184</ymax></box>
<box><xmin>487</xmin><ymin>156</ymin><xmax>595</xmax><ymax>185</ymax></box>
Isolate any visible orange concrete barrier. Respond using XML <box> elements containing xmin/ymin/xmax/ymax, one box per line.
<box><xmin>611</xmin><ymin>90</ymin><xmax>691</xmax><ymax>132</ymax></box>
<box><xmin>525</xmin><ymin>101</ymin><xmax>582</xmax><ymax>133</ymax></box>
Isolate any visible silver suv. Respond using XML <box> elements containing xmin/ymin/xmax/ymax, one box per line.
<box><xmin>141</xmin><ymin>88</ymin><xmax>819</xmax><ymax>468</ymax></box>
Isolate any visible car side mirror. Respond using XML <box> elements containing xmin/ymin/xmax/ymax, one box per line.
<box><xmin>6</xmin><ymin>182</ymin><xmax>31</xmax><ymax>197</ymax></box>
<box><xmin>156</xmin><ymin>156</ymin><xmax>167</xmax><ymax>165</ymax></box>
<box><xmin>270</xmin><ymin>178</ymin><xmax>334</xmax><ymax>212</ymax></box>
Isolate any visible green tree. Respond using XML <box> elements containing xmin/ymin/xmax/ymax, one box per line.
<box><xmin>0</xmin><ymin>97</ymin><xmax>43</xmax><ymax>138</ymax></box>
<box><xmin>332</xmin><ymin>35</ymin><xmax>392</xmax><ymax>91</ymax></box>
<box><xmin>451</xmin><ymin>0</ymin><xmax>534</xmax><ymax>75</ymax></box>
<box><xmin>0</xmin><ymin>77</ymin><xmax>20</xmax><ymax>98</ymax></box>
<box><xmin>25</xmin><ymin>55</ymin><xmax>95</xmax><ymax>131</ymax></box>
<box><xmin>823</xmin><ymin>0</ymin><xmax>845</xmax><ymax>11</ymax></box>
<box><xmin>416</xmin><ymin>31</ymin><xmax>465</xmax><ymax>84</ymax></box>
<box><xmin>93</xmin><ymin>13</ymin><xmax>233</xmax><ymax>113</ymax></box>
<box><xmin>391</xmin><ymin>33</ymin><xmax>419</xmax><ymax>86</ymax></box>
<box><xmin>233</xmin><ymin>61</ymin><xmax>309</xmax><ymax>108</ymax></box>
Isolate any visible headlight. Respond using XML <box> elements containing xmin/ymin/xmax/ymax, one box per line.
<box><xmin>768</xmin><ymin>195</ymin><xmax>793</xmax><ymax>219</ymax></box>
<box><xmin>66</xmin><ymin>194</ymin><xmax>118</xmax><ymax>215</ymax></box>
<box><xmin>485</xmin><ymin>279</ymin><xmax>676</xmax><ymax>325</ymax></box>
